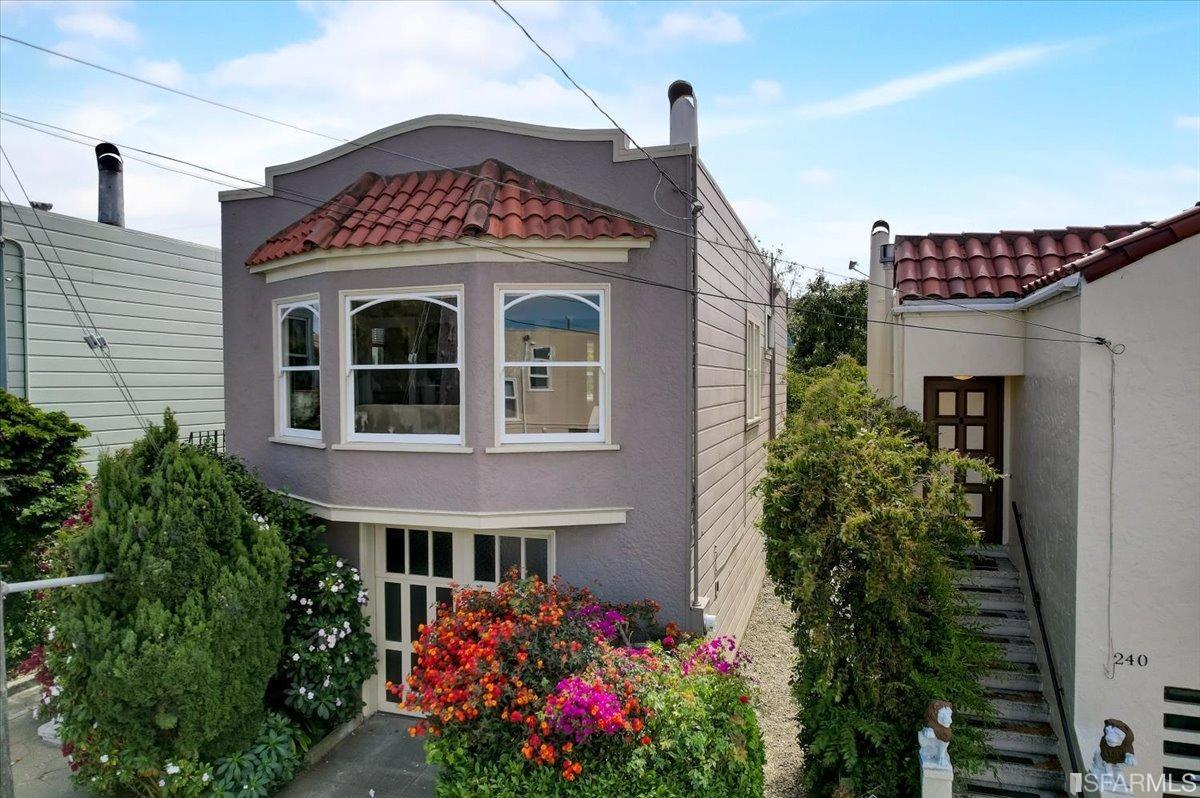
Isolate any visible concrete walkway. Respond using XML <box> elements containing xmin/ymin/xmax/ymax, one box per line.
<box><xmin>7</xmin><ymin>683</ymin><xmax>84</xmax><ymax>798</ymax></box>
<box><xmin>279</xmin><ymin>714</ymin><xmax>435</xmax><ymax>798</ymax></box>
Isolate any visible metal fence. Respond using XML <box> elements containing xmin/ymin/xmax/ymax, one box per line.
<box><xmin>186</xmin><ymin>428</ymin><xmax>226</xmax><ymax>453</ymax></box>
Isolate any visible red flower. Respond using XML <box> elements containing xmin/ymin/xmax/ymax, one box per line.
<box><xmin>739</xmin><ymin>694</ymin><xmax>749</xmax><ymax>704</ymax></box>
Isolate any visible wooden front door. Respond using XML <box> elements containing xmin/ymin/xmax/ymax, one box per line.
<box><xmin>924</xmin><ymin>377</ymin><xmax>1003</xmax><ymax>544</ymax></box>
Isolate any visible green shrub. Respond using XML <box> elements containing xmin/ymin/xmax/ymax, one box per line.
<box><xmin>0</xmin><ymin>389</ymin><xmax>88</xmax><ymax>669</ymax></box>
<box><xmin>757</xmin><ymin>358</ymin><xmax>996</xmax><ymax>796</ymax></box>
<box><xmin>49</xmin><ymin>411</ymin><xmax>289</xmax><ymax>793</ymax></box>
<box><xmin>204</xmin><ymin>449</ymin><xmax>376</xmax><ymax>733</ymax></box>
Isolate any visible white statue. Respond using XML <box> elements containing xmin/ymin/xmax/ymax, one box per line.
<box><xmin>1090</xmin><ymin>719</ymin><xmax>1136</xmax><ymax>793</ymax></box>
<box><xmin>918</xmin><ymin>700</ymin><xmax>953</xmax><ymax>769</ymax></box>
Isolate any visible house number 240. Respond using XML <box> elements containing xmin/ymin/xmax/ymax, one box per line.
<box><xmin>1112</xmin><ymin>652</ymin><xmax>1149</xmax><ymax>668</ymax></box>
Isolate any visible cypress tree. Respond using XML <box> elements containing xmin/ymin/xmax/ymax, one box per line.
<box><xmin>55</xmin><ymin>411</ymin><xmax>288</xmax><ymax>763</ymax></box>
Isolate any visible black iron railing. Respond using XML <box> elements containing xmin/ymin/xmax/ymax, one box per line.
<box><xmin>186</xmin><ymin>428</ymin><xmax>226</xmax><ymax>453</ymax></box>
<box><xmin>1011</xmin><ymin>501</ymin><xmax>1084</xmax><ymax>788</ymax></box>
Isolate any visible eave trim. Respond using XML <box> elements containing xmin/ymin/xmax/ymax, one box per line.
<box><xmin>290</xmin><ymin>493</ymin><xmax>630</xmax><ymax>529</ymax></box>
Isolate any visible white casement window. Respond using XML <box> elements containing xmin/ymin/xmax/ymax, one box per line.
<box><xmin>745</xmin><ymin>316</ymin><xmax>764</xmax><ymax>424</ymax></box>
<box><xmin>497</xmin><ymin>287</ymin><xmax>607</xmax><ymax>444</ymax></box>
<box><xmin>344</xmin><ymin>288</ymin><xmax>463</xmax><ymax>444</ymax></box>
<box><xmin>276</xmin><ymin>297</ymin><xmax>321</xmax><ymax>438</ymax></box>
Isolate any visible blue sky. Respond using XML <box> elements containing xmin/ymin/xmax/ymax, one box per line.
<box><xmin>1</xmin><ymin>0</ymin><xmax>1197</xmax><ymax>281</ymax></box>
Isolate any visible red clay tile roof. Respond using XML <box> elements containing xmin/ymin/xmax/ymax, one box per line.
<box><xmin>1061</xmin><ymin>202</ymin><xmax>1200</xmax><ymax>286</ymax></box>
<box><xmin>247</xmin><ymin>159</ymin><xmax>656</xmax><ymax>267</ymax></box>
<box><xmin>894</xmin><ymin>225</ymin><xmax>1144</xmax><ymax>302</ymax></box>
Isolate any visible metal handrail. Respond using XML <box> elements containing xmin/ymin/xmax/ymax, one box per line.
<box><xmin>1010</xmin><ymin>501</ymin><xmax>1084</xmax><ymax>791</ymax></box>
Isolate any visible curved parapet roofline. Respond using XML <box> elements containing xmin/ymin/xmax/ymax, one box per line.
<box><xmin>219</xmin><ymin>114</ymin><xmax>692</xmax><ymax>203</ymax></box>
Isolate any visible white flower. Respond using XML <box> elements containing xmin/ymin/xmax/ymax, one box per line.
<box><xmin>323</xmin><ymin>677</ymin><xmax>330</xmax><ymax>687</ymax></box>
<box><xmin>290</xmin><ymin>594</ymin><xmax>297</xmax><ymax>601</ymax></box>
<box><xmin>306</xmin><ymin>608</ymin><xmax>312</xmax><ymax>615</ymax></box>
<box><xmin>99</xmin><ymin>755</ymin><xmax>109</xmax><ymax>764</ymax></box>
<box><xmin>166</xmin><ymin>763</ymin><xmax>180</xmax><ymax>775</ymax></box>
<box><xmin>307</xmin><ymin>691</ymin><xmax>315</xmax><ymax>700</ymax></box>
<box><xmin>369</xmin><ymin>790</ymin><xmax>376</xmax><ymax>797</ymax></box>
<box><xmin>292</xmin><ymin>653</ymin><xmax>300</xmax><ymax>661</ymax></box>
<box><xmin>47</xmin><ymin>626</ymin><xmax>56</xmax><ymax>641</ymax></box>
<box><xmin>335</xmin><ymin>698</ymin><xmax>342</xmax><ymax>707</ymax></box>
<box><xmin>308</xmin><ymin>645</ymin><xmax>315</xmax><ymax>652</ymax></box>
<box><xmin>157</xmin><ymin>779</ymin><xmax>165</xmax><ymax>787</ymax></box>
<box><xmin>336</xmin><ymin>560</ymin><xmax>343</xmax><ymax>568</ymax></box>
<box><xmin>202</xmin><ymin>773</ymin><xmax>210</xmax><ymax>783</ymax></box>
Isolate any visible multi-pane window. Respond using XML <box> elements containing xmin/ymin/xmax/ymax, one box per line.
<box><xmin>499</xmin><ymin>289</ymin><xmax>606</xmax><ymax>443</ymax></box>
<box><xmin>472</xmin><ymin>533</ymin><xmax>552</xmax><ymax>584</ymax></box>
<box><xmin>277</xmin><ymin>299</ymin><xmax>320</xmax><ymax>437</ymax></box>
<box><xmin>346</xmin><ymin>290</ymin><xmax>462</xmax><ymax>443</ymax></box>
<box><xmin>745</xmin><ymin>316</ymin><xmax>763</xmax><ymax>423</ymax></box>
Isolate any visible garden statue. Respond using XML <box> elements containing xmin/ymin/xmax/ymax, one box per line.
<box><xmin>918</xmin><ymin>700</ymin><xmax>953</xmax><ymax>769</ymax></box>
<box><xmin>1090</xmin><ymin>719</ymin><xmax>1136</xmax><ymax>793</ymax></box>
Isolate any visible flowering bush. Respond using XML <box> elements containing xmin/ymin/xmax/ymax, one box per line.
<box><xmin>400</xmin><ymin>576</ymin><xmax>763</xmax><ymax>797</ymax></box>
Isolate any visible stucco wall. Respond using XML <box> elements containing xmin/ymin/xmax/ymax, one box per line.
<box><xmin>1073</xmin><ymin>235</ymin><xmax>1200</xmax><ymax>787</ymax></box>
<box><xmin>1010</xmin><ymin>294</ymin><xmax>1082</xmax><ymax>729</ymax></box>
<box><xmin>221</xmin><ymin>122</ymin><xmax>696</xmax><ymax>624</ymax></box>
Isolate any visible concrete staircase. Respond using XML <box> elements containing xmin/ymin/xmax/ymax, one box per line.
<box><xmin>956</xmin><ymin>546</ymin><xmax>1069</xmax><ymax>798</ymax></box>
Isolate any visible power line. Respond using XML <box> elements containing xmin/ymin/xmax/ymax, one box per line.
<box><xmin>0</xmin><ymin>111</ymin><xmax>1117</xmax><ymax>350</ymax></box>
<box><xmin>0</xmin><ymin>34</ymin><xmax>1099</xmax><ymax>337</ymax></box>
<box><xmin>489</xmin><ymin>0</ymin><xmax>700</xmax><ymax>213</ymax></box>
<box><xmin>0</xmin><ymin>116</ymin><xmax>1100</xmax><ymax>346</ymax></box>
<box><xmin>0</xmin><ymin>157</ymin><xmax>146</xmax><ymax>426</ymax></box>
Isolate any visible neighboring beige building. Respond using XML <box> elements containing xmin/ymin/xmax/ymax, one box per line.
<box><xmin>867</xmin><ymin>205</ymin><xmax>1200</xmax><ymax>794</ymax></box>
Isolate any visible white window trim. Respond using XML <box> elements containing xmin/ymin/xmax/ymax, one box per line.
<box><xmin>493</xmin><ymin>284</ymin><xmax>610</xmax><ymax>446</ymax></box>
<box><xmin>340</xmin><ymin>285</ymin><xmax>465</xmax><ymax>446</ymax></box>
<box><xmin>745</xmin><ymin>315</ymin><xmax>764</xmax><ymax>425</ymax></box>
<box><xmin>273</xmin><ymin>294</ymin><xmax>322</xmax><ymax>442</ymax></box>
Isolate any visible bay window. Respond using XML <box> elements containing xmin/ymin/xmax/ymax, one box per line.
<box><xmin>498</xmin><ymin>288</ymin><xmax>607</xmax><ymax>444</ymax></box>
<box><xmin>345</xmin><ymin>289</ymin><xmax>463</xmax><ymax>444</ymax></box>
<box><xmin>276</xmin><ymin>298</ymin><xmax>320</xmax><ymax>438</ymax></box>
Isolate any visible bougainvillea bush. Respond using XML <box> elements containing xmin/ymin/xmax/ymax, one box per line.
<box><xmin>395</xmin><ymin>576</ymin><xmax>764</xmax><ymax>797</ymax></box>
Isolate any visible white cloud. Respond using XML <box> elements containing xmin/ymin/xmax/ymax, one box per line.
<box><xmin>733</xmin><ymin>197</ymin><xmax>783</xmax><ymax>228</ymax></box>
<box><xmin>796</xmin><ymin>43</ymin><xmax>1070</xmax><ymax>118</ymax></box>
<box><xmin>653</xmin><ymin>9</ymin><xmax>745</xmax><ymax>44</ymax></box>
<box><xmin>1175</xmin><ymin>115</ymin><xmax>1200</xmax><ymax>131</ymax></box>
<box><xmin>798</xmin><ymin>168</ymin><xmax>834</xmax><ymax>186</ymax></box>
<box><xmin>135</xmin><ymin>59</ymin><xmax>184</xmax><ymax>87</ymax></box>
<box><xmin>54</xmin><ymin>3</ymin><xmax>139</xmax><ymax>45</ymax></box>
<box><xmin>750</xmin><ymin>79</ymin><xmax>781</xmax><ymax>103</ymax></box>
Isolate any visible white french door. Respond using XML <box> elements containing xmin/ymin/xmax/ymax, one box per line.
<box><xmin>367</xmin><ymin>525</ymin><xmax>556</xmax><ymax>716</ymax></box>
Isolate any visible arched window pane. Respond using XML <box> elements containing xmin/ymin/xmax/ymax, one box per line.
<box><xmin>503</xmin><ymin>294</ymin><xmax>599</xmax><ymax>363</ymax></box>
<box><xmin>352</xmin><ymin>298</ymin><xmax>458</xmax><ymax>366</ymax></box>
<box><xmin>282</xmin><ymin>306</ymin><xmax>319</xmax><ymax>367</ymax></box>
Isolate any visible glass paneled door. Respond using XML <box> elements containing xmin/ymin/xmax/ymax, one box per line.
<box><xmin>924</xmin><ymin>377</ymin><xmax>1004</xmax><ymax>544</ymax></box>
<box><xmin>374</xmin><ymin>527</ymin><xmax>455</xmax><ymax>715</ymax></box>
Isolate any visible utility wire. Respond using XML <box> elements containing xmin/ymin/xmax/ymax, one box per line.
<box><xmin>0</xmin><ymin>38</ymin><xmax>1117</xmax><ymax>344</ymax></box>
<box><xmin>1</xmin><ymin>110</ymin><xmax>1116</xmax><ymax>349</ymax></box>
<box><xmin>0</xmin><ymin>161</ymin><xmax>146</xmax><ymax>426</ymax></box>
<box><xmin>1</xmin><ymin>116</ymin><xmax>1098</xmax><ymax>346</ymax></box>
<box><xmin>490</xmin><ymin>0</ymin><xmax>699</xmax><ymax>210</ymax></box>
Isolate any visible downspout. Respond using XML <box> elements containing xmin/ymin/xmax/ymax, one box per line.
<box><xmin>688</xmin><ymin>151</ymin><xmax>702</xmax><ymax>618</ymax></box>
<box><xmin>768</xmin><ymin>278</ymin><xmax>781</xmax><ymax>440</ymax></box>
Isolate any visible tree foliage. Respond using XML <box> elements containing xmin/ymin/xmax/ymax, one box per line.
<box><xmin>51</xmin><ymin>411</ymin><xmax>288</xmax><ymax>774</ymax></box>
<box><xmin>0</xmin><ymin>389</ymin><xmax>88</xmax><ymax>668</ymax></box>
<box><xmin>756</xmin><ymin>358</ymin><xmax>995</xmax><ymax>796</ymax></box>
<box><xmin>788</xmin><ymin>274</ymin><xmax>867</xmax><ymax>372</ymax></box>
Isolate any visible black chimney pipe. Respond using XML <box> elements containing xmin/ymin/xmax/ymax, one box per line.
<box><xmin>95</xmin><ymin>142</ymin><xmax>124</xmax><ymax>227</ymax></box>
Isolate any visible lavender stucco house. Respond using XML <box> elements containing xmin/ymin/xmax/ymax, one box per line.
<box><xmin>219</xmin><ymin>82</ymin><xmax>785</xmax><ymax>716</ymax></box>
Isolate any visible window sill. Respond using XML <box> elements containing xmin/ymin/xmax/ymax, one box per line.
<box><xmin>331</xmin><ymin>442</ymin><xmax>474</xmax><ymax>454</ymax></box>
<box><xmin>269</xmin><ymin>435</ymin><xmax>326</xmax><ymax>449</ymax></box>
<box><xmin>485</xmin><ymin>443</ymin><xmax>620</xmax><ymax>454</ymax></box>
<box><xmin>745</xmin><ymin>416</ymin><xmax>763</xmax><ymax>429</ymax></box>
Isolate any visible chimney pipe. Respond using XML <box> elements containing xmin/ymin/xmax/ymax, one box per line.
<box><xmin>866</xmin><ymin>219</ymin><xmax>893</xmax><ymax>398</ymax></box>
<box><xmin>95</xmin><ymin>142</ymin><xmax>124</xmax><ymax>227</ymax></box>
<box><xmin>668</xmin><ymin>80</ymin><xmax>698</xmax><ymax>149</ymax></box>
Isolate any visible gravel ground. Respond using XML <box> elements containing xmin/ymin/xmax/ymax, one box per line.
<box><xmin>741</xmin><ymin>576</ymin><xmax>805</xmax><ymax>798</ymax></box>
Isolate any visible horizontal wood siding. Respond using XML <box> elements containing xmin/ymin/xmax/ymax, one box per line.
<box><xmin>692</xmin><ymin>163</ymin><xmax>785</xmax><ymax>642</ymax></box>
<box><xmin>1</xmin><ymin>203</ymin><xmax>223</xmax><ymax>468</ymax></box>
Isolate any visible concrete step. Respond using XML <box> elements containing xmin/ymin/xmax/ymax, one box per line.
<box><xmin>957</xmin><ymin>568</ymin><xmax>1020</xmax><ymax>589</ymax></box>
<box><xmin>965</xmin><ymin>544</ymin><xmax>1010</xmax><ymax>560</ymax></box>
<box><xmin>982</xmin><ymin>720</ymin><xmax>1060</xmax><ymax>757</ymax></box>
<box><xmin>987</xmin><ymin>636</ymin><xmax>1037</xmax><ymax>665</ymax></box>
<box><xmin>982</xmin><ymin>667</ymin><xmax>1043</xmax><ymax>693</ymax></box>
<box><xmin>961</xmin><ymin>587</ymin><xmax>1026</xmax><ymax>613</ymax></box>
<box><xmin>987</xmin><ymin>690</ymin><xmax>1051</xmax><ymax>724</ymax></box>
<box><xmin>963</xmin><ymin>754</ymin><xmax>1066</xmax><ymax>791</ymax></box>
<box><xmin>966</xmin><ymin>612</ymin><xmax>1031</xmax><ymax>637</ymax></box>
